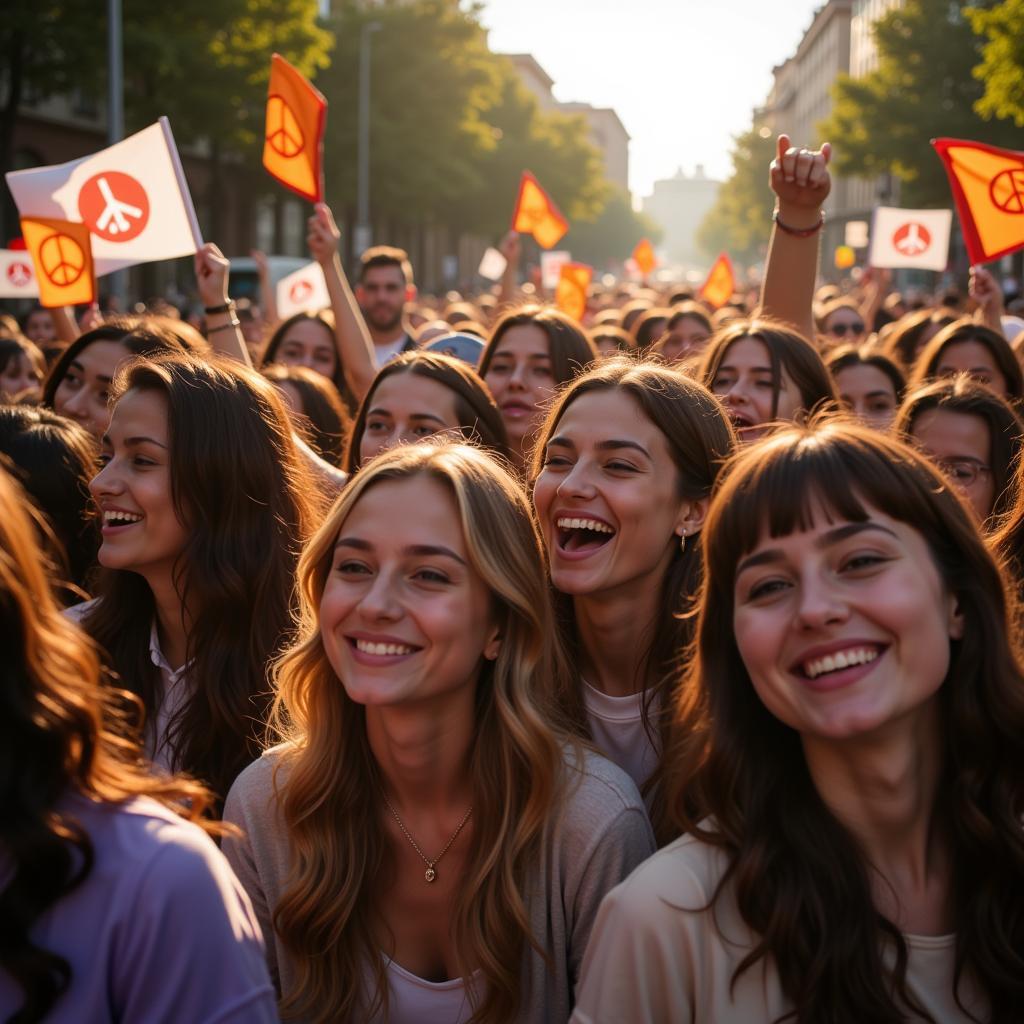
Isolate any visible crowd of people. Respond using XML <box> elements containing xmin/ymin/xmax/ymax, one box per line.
<box><xmin>1</xmin><ymin>137</ymin><xmax>1023</xmax><ymax>1023</ymax></box>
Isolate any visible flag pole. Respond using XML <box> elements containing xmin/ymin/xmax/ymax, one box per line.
<box><xmin>107</xmin><ymin>0</ymin><xmax>126</xmax><ymax>306</ymax></box>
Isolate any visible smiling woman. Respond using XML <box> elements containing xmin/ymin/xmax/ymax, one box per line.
<box><xmin>222</xmin><ymin>441</ymin><xmax>654</xmax><ymax>1023</ymax></box>
<box><xmin>571</xmin><ymin>420</ymin><xmax>1024</xmax><ymax>1024</ymax></box>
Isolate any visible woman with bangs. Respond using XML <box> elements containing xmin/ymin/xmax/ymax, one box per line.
<box><xmin>909</xmin><ymin>320</ymin><xmax>1024</xmax><ymax>404</ymax></box>
<box><xmin>223</xmin><ymin>441</ymin><xmax>654</xmax><ymax>1023</ymax></box>
<box><xmin>75</xmin><ymin>352</ymin><xmax>319</xmax><ymax>809</ymax></box>
<box><xmin>532</xmin><ymin>359</ymin><xmax>735</xmax><ymax>833</ymax></box>
<box><xmin>572</xmin><ymin>420</ymin><xmax>1024</xmax><ymax>1023</ymax></box>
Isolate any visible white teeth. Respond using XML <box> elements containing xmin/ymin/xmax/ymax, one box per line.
<box><xmin>103</xmin><ymin>510</ymin><xmax>143</xmax><ymax>525</ymax></box>
<box><xmin>556</xmin><ymin>517</ymin><xmax>614</xmax><ymax>534</ymax></box>
<box><xmin>355</xmin><ymin>639</ymin><xmax>416</xmax><ymax>656</ymax></box>
<box><xmin>803</xmin><ymin>647</ymin><xmax>879</xmax><ymax>679</ymax></box>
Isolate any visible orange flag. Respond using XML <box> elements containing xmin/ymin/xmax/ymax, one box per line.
<box><xmin>555</xmin><ymin>262</ymin><xmax>592</xmax><ymax>322</ymax></box>
<box><xmin>263</xmin><ymin>54</ymin><xmax>327</xmax><ymax>203</ymax></box>
<box><xmin>632</xmin><ymin>238</ymin><xmax>656</xmax><ymax>277</ymax></box>
<box><xmin>512</xmin><ymin>171</ymin><xmax>569</xmax><ymax>249</ymax></box>
<box><xmin>20</xmin><ymin>217</ymin><xmax>95</xmax><ymax>308</ymax></box>
<box><xmin>699</xmin><ymin>253</ymin><xmax>736</xmax><ymax>310</ymax></box>
<box><xmin>932</xmin><ymin>138</ymin><xmax>1024</xmax><ymax>265</ymax></box>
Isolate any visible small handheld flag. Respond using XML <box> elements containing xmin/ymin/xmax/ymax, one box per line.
<box><xmin>555</xmin><ymin>262</ymin><xmax>592</xmax><ymax>322</ymax></box>
<box><xmin>20</xmin><ymin>217</ymin><xmax>95</xmax><ymax>308</ymax></box>
<box><xmin>263</xmin><ymin>54</ymin><xmax>327</xmax><ymax>203</ymax></box>
<box><xmin>0</xmin><ymin>249</ymin><xmax>39</xmax><ymax>299</ymax></box>
<box><xmin>932</xmin><ymin>138</ymin><xmax>1024</xmax><ymax>265</ymax></box>
<box><xmin>699</xmin><ymin>253</ymin><xmax>735</xmax><ymax>310</ymax></box>
<box><xmin>632</xmin><ymin>238</ymin><xmax>656</xmax><ymax>277</ymax></box>
<box><xmin>868</xmin><ymin>207</ymin><xmax>952</xmax><ymax>272</ymax></box>
<box><xmin>512</xmin><ymin>172</ymin><xmax>569</xmax><ymax>250</ymax></box>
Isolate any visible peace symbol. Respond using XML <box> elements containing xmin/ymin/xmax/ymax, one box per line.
<box><xmin>38</xmin><ymin>232</ymin><xmax>85</xmax><ymax>287</ymax></box>
<box><xmin>266</xmin><ymin>95</ymin><xmax>305</xmax><ymax>159</ymax></box>
<box><xmin>988</xmin><ymin>168</ymin><xmax>1024</xmax><ymax>214</ymax></box>
<box><xmin>290</xmin><ymin>279</ymin><xmax>313</xmax><ymax>303</ymax></box>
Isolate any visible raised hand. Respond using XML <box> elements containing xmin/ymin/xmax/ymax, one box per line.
<box><xmin>307</xmin><ymin>203</ymin><xmax>340</xmax><ymax>266</ymax></box>
<box><xmin>770</xmin><ymin>134</ymin><xmax>832</xmax><ymax>223</ymax></box>
<box><xmin>194</xmin><ymin>242</ymin><xmax>231</xmax><ymax>307</ymax></box>
<box><xmin>499</xmin><ymin>230</ymin><xmax>520</xmax><ymax>264</ymax></box>
<box><xmin>970</xmin><ymin>265</ymin><xmax>1004</xmax><ymax>332</ymax></box>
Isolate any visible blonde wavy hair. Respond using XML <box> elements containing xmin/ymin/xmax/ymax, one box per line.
<box><xmin>268</xmin><ymin>440</ymin><xmax>571</xmax><ymax>1022</ymax></box>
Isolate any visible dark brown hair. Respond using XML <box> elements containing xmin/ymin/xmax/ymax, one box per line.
<box><xmin>665</xmin><ymin>420</ymin><xmax>1024</xmax><ymax>1022</ymax></box>
<box><xmin>80</xmin><ymin>353</ymin><xmax>319</xmax><ymax>807</ymax></box>
<box><xmin>894</xmin><ymin>376</ymin><xmax>1024</xmax><ymax>524</ymax></box>
<box><xmin>0</xmin><ymin>466</ymin><xmax>212</xmax><ymax>1020</ymax></box>
<box><xmin>699</xmin><ymin>318</ymin><xmax>839</xmax><ymax>420</ymax></box>
<box><xmin>258</xmin><ymin>311</ymin><xmax>351</xmax><ymax>408</ymax></box>
<box><xmin>826</xmin><ymin>344</ymin><xmax>906</xmax><ymax>402</ymax></box>
<box><xmin>358</xmin><ymin>245</ymin><xmax>413</xmax><ymax>285</ymax></box>
<box><xmin>344</xmin><ymin>350</ymin><xmax>510</xmax><ymax>473</ymax></box>
<box><xmin>882</xmin><ymin>308</ymin><xmax>957</xmax><ymax>370</ymax></box>
<box><xmin>909</xmin><ymin>319</ymin><xmax>1024</xmax><ymax>402</ymax></box>
<box><xmin>262</xmin><ymin>363</ymin><xmax>352</xmax><ymax>468</ymax></box>
<box><xmin>478</xmin><ymin>304</ymin><xmax>598</xmax><ymax>389</ymax></box>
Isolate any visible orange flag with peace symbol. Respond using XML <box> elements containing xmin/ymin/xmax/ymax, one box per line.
<box><xmin>632</xmin><ymin>238</ymin><xmax>656</xmax><ymax>277</ymax></box>
<box><xmin>512</xmin><ymin>172</ymin><xmax>569</xmax><ymax>250</ymax></box>
<box><xmin>932</xmin><ymin>138</ymin><xmax>1024</xmax><ymax>265</ymax></box>
<box><xmin>263</xmin><ymin>54</ymin><xmax>327</xmax><ymax>203</ymax></box>
<box><xmin>20</xmin><ymin>217</ymin><xmax>95</xmax><ymax>308</ymax></box>
<box><xmin>555</xmin><ymin>262</ymin><xmax>592</xmax><ymax>322</ymax></box>
<box><xmin>699</xmin><ymin>253</ymin><xmax>736</xmax><ymax>310</ymax></box>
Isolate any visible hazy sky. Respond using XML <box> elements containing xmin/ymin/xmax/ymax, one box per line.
<box><xmin>478</xmin><ymin>0</ymin><xmax>824</xmax><ymax>199</ymax></box>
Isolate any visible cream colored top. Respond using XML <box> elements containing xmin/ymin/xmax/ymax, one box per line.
<box><xmin>571</xmin><ymin>833</ymin><xmax>988</xmax><ymax>1024</ymax></box>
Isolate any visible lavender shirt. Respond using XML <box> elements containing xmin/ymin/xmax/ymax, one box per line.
<box><xmin>0</xmin><ymin>791</ymin><xmax>278</xmax><ymax>1023</ymax></box>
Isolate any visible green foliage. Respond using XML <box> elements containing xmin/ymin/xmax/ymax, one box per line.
<box><xmin>562</xmin><ymin>189</ymin><xmax>661</xmax><ymax>269</ymax></box>
<box><xmin>696</xmin><ymin>125</ymin><xmax>776</xmax><ymax>264</ymax></box>
<box><xmin>967</xmin><ymin>0</ymin><xmax>1024</xmax><ymax>127</ymax></box>
<box><xmin>821</xmin><ymin>0</ymin><xmax>1018</xmax><ymax>206</ymax></box>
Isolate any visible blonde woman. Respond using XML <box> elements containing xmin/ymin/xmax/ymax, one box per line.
<box><xmin>223</xmin><ymin>441</ymin><xmax>655</xmax><ymax>1023</ymax></box>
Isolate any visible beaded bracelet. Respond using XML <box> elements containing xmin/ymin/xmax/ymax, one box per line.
<box><xmin>773</xmin><ymin>210</ymin><xmax>825</xmax><ymax>237</ymax></box>
<box><xmin>207</xmin><ymin>319</ymin><xmax>242</xmax><ymax>334</ymax></box>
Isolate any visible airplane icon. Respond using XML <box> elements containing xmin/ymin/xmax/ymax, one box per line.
<box><xmin>95</xmin><ymin>176</ymin><xmax>144</xmax><ymax>236</ymax></box>
<box><xmin>894</xmin><ymin>223</ymin><xmax>929</xmax><ymax>255</ymax></box>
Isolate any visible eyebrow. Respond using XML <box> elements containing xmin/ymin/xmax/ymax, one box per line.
<box><xmin>735</xmin><ymin>522</ymin><xmax>899</xmax><ymax>576</ymax></box>
<box><xmin>69</xmin><ymin>359</ymin><xmax>112</xmax><ymax>383</ymax></box>
<box><xmin>366</xmin><ymin>407</ymin><xmax>447</xmax><ymax>426</ymax></box>
<box><xmin>492</xmin><ymin>353</ymin><xmax>550</xmax><ymax>362</ymax></box>
<box><xmin>334</xmin><ymin>537</ymin><xmax>467</xmax><ymax>565</ymax></box>
<box><xmin>546</xmin><ymin>436</ymin><xmax>652</xmax><ymax>458</ymax></box>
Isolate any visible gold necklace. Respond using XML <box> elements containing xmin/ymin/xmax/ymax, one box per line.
<box><xmin>383</xmin><ymin>797</ymin><xmax>473</xmax><ymax>883</ymax></box>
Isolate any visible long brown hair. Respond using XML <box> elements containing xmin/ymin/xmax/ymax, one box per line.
<box><xmin>530</xmin><ymin>358</ymin><xmax>735</xmax><ymax>823</ymax></box>
<box><xmin>909</xmin><ymin>319</ymin><xmax>1024</xmax><ymax>402</ymax></box>
<box><xmin>81</xmin><ymin>353</ymin><xmax>319</xmax><ymax>806</ymax></box>
<box><xmin>261</xmin><ymin>362</ymin><xmax>352</xmax><ymax>468</ymax></box>
<box><xmin>664</xmin><ymin>420</ymin><xmax>1024</xmax><ymax>1022</ymax></box>
<box><xmin>269</xmin><ymin>441</ymin><xmax>570</xmax><ymax>1023</ymax></box>
<box><xmin>0</xmin><ymin>466</ymin><xmax>212</xmax><ymax>1020</ymax></box>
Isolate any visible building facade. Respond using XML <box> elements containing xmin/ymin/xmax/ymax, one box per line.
<box><xmin>641</xmin><ymin>166</ymin><xmax>721</xmax><ymax>269</ymax></box>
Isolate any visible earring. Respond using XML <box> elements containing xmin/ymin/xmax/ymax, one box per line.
<box><xmin>679</xmin><ymin>531</ymin><xmax>687</xmax><ymax>554</ymax></box>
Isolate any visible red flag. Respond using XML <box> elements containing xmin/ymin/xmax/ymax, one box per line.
<box><xmin>263</xmin><ymin>54</ymin><xmax>327</xmax><ymax>203</ymax></box>
<box><xmin>512</xmin><ymin>172</ymin><xmax>569</xmax><ymax>249</ymax></box>
<box><xmin>555</xmin><ymin>262</ymin><xmax>592</xmax><ymax>322</ymax></box>
<box><xmin>632</xmin><ymin>238</ymin><xmax>656</xmax><ymax>277</ymax></box>
<box><xmin>699</xmin><ymin>254</ymin><xmax>736</xmax><ymax>310</ymax></box>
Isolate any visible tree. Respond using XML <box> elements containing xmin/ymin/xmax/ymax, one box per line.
<box><xmin>696</xmin><ymin>125</ymin><xmax>776</xmax><ymax>266</ymax></box>
<box><xmin>821</xmin><ymin>0</ymin><xmax>1018</xmax><ymax>207</ymax></box>
<box><xmin>562</xmin><ymin>189</ymin><xmax>661</xmax><ymax>270</ymax></box>
<box><xmin>966</xmin><ymin>0</ymin><xmax>1024</xmax><ymax>127</ymax></box>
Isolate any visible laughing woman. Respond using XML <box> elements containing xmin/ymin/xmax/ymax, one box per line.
<box><xmin>75</xmin><ymin>352</ymin><xmax>318</xmax><ymax>807</ymax></box>
<box><xmin>572</xmin><ymin>421</ymin><xmax>1024</xmax><ymax>1023</ymax></box>
<box><xmin>531</xmin><ymin>359</ymin><xmax>735</xmax><ymax>832</ymax></box>
<box><xmin>223</xmin><ymin>441</ymin><xmax>654</xmax><ymax>1023</ymax></box>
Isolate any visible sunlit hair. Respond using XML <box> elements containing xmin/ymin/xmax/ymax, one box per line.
<box><xmin>825</xmin><ymin>344</ymin><xmax>906</xmax><ymax>404</ymax></box>
<box><xmin>664</xmin><ymin>419</ymin><xmax>1024</xmax><ymax>1021</ymax></box>
<box><xmin>258</xmin><ymin>311</ymin><xmax>350</xmax><ymax>405</ymax></box>
<box><xmin>630</xmin><ymin>307</ymin><xmax>671</xmax><ymax>350</ymax></box>
<box><xmin>909</xmin><ymin>319</ymin><xmax>1024</xmax><ymax>402</ymax></box>
<box><xmin>269</xmin><ymin>441</ymin><xmax>570</xmax><ymax>1023</ymax></box>
<box><xmin>815</xmin><ymin>296</ymin><xmax>863</xmax><ymax>334</ymax></box>
<box><xmin>882</xmin><ymin>307</ymin><xmax>957</xmax><ymax>370</ymax></box>
<box><xmin>698</xmin><ymin>318</ymin><xmax>838</xmax><ymax>421</ymax></box>
<box><xmin>344</xmin><ymin>349</ymin><xmax>510</xmax><ymax>473</ymax></box>
<box><xmin>478</xmin><ymin>304</ymin><xmax>598</xmax><ymax>388</ymax></box>
<box><xmin>0</xmin><ymin>466</ymin><xmax>212</xmax><ymax>1020</ymax></box>
<box><xmin>80</xmin><ymin>353</ymin><xmax>319</xmax><ymax>806</ymax></box>
<box><xmin>0</xmin><ymin>334</ymin><xmax>45</xmax><ymax>393</ymax></box>
<box><xmin>0</xmin><ymin>406</ymin><xmax>99</xmax><ymax>598</ymax></box>
<box><xmin>262</xmin><ymin>363</ymin><xmax>352</xmax><ymax>468</ymax></box>
<box><xmin>530</xmin><ymin>358</ymin><xmax>735</xmax><ymax>826</ymax></box>
<box><xmin>894</xmin><ymin>375</ymin><xmax>1024</xmax><ymax>525</ymax></box>
<box><xmin>992</xmin><ymin>454</ymin><xmax>1024</xmax><ymax>609</ymax></box>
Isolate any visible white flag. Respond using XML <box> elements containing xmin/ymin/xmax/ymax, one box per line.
<box><xmin>540</xmin><ymin>250</ymin><xmax>571</xmax><ymax>290</ymax></box>
<box><xmin>0</xmin><ymin>250</ymin><xmax>39</xmax><ymax>299</ymax></box>
<box><xmin>5</xmin><ymin>118</ymin><xmax>202</xmax><ymax>278</ymax></box>
<box><xmin>477</xmin><ymin>247</ymin><xmax>507</xmax><ymax>281</ymax></box>
<box><xmin>868</xmin><ymin>207</ymin><xmax>952</xmax><ymax>272</ymax></box>
<box><xmin>276</xmin><ymin>261</ymin><xmax>329</xmax><ymax>319</ymax></box>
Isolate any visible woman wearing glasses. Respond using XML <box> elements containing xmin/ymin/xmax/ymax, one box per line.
<box><xmin>816</xmin><ymin>297</ymin><xmax>866</xmax><ymax>348</ymax></box>
<box><xmin>894</xmin><ymin>376</ymin><xmax>1023</xmax><ymax>526</ymax></box>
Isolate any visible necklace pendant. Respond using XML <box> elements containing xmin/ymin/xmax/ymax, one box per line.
<box><xmin>424</xmin><ymin>866</ymin><xmax>436</xmax><ymax>883</ymax></box>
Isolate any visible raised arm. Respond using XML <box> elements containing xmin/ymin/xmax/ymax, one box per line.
<box><xmin>306</xmin><ymin>204</ymin><xmax>377</xmax><ymax>402</ymax></box>
<box><xmin>49</xmin><ymin>306</ymin><xmax>79</xmax><ymax>346</ymax></box>
<box><xmin>252</xmin><ymin>249</ymin><xmax>278</xmax><ymax>327</ymax></box>
<box><xmin>970</xmin><ymin>265</ymin><xmax>1005</xmax><ymax>335</ymax></box>
<box><xmin>497</xmin><ymin>230</ymin><xmax>521</xmax><ymax>310</ymax></box>
<box><xmin>195</xmin><ymin>243</ymin><xmax>251</xmax><ymax>367</ymax></box>
<box><xmin>758</xmin><ymin>134</ymin><xmax>832</xmax><ymax>343</ymax></box>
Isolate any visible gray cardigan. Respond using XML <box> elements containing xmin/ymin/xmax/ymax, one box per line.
<box><xmin>223</xmin><ymin>744</ymin><xmax>655</xmax><ymax>1022</ymax></box>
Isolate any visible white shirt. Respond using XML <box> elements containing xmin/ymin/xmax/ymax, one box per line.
<box><xmin>372</xmin><ymin>960</ymin><xmax>477</xmax><ymax>1023</ymax></box>
<box><xmin>582</xmin><ymin>679</ymin><xmax>659</xmax><ymax>792</ymax></box>
<box><xmin>373</xmin><ymin>333</ymin><xmax>413</xmax><ymax>366</ymax></box>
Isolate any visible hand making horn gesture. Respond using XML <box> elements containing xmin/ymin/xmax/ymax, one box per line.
<box><xmin>769</xmin><ymin>134</ymin><xmax>832</xmax><ymax>230</ymax></box>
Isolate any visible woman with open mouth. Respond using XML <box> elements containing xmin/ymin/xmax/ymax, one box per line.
<box><xmin>572</xmin><ymin>419</ymin><xmax>1024</xmax><ymax>1023</ymax></box>
<box><xmin>532</xmin><ymin>358</ymin><xmax>735</xmax><ymax>839</ymax></box>
<box><xmin>223</xmin><ymin>441</ymin><xmax>654</xmax><ymax>1022</ymax></box>
<box><xmin>479</xmin><ymin>305</ymin><xmax>598</xmax><ymax>474</ymax></box>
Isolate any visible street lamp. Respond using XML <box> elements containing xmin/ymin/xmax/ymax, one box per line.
<box><xmin>355</xmin><ymin>20</ymin><xmax>382</xmax><ymax>261</ymax></box>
